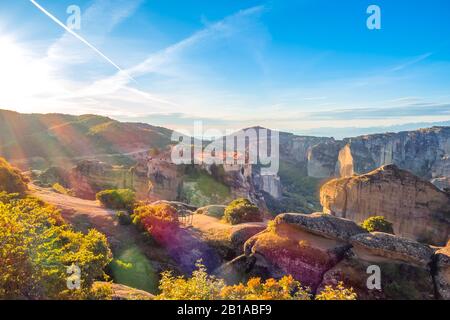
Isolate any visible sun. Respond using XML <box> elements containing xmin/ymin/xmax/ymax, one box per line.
<box><xmin>0</xmin><ymin>35</ymin><xmax>63</xmax><ymax>112</ymax></box>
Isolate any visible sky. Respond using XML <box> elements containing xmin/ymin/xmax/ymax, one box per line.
<box><xmin>0</xmin><ymin>0</ymin><xmax>450</xmax><ymax>138</ymax></box>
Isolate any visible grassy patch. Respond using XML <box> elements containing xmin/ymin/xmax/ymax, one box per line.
<box><xmin>181</xmin><ymin>171</ymin><xmax>232</xmax><ymax>207</ymax></box>
<box><xmin>110</xmin><ymin>246</ymin><xmax>159</xmax><ymax>294</ymax></box>
<box><xmin>265</xmin><ymin>160</ymin><xmax>322</xmax><ymax>215</ymax></box>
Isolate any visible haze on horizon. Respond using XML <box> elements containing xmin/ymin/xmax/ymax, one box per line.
<box><xmin>0</xmin><ymin>0</ymin><xmax>450</xmax><ymax>138</ymax></box>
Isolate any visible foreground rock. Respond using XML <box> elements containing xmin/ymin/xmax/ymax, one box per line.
<box><xmin>94</xmin><ymin>282</ymin><xmax>154</xmax><ymax>300</ymax></box>
<box><xmin>320</xmin><ymin>165</ymin><xmax>450</xmax><ymax>246</ymax></box>
<box><xmin>233</xmin><ymin>213</ymin><xmax>366</xmax><ymax>291</ymax></box>
<box><xmin>224</xmin><ymin>212</ymin><xmax>448</xmax><ymax>299</ymax></box>
<box><xmin>319</xmin><ymin>232</ymin><xmax>436</xmax><ymax>300</ymax></box>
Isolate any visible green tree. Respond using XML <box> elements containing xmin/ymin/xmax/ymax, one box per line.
<box><xmin>223</xmin><ymin>198</ymin><xmax>262</xmax><ymax>225</ymax></box>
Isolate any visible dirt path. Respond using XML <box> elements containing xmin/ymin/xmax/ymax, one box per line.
<box><xmin>29</xmin><ymin>184</ymin><xmax>177</xmax><ymax>293</ymax></box>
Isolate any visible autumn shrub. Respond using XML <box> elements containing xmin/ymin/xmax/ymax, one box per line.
<box><xmin>156</xmin><ymin>261</ymin><xmax>356</xmax><ymax>300</ymax></box>
<box><xmin>315</xmin><ymin>282</ymin><xmax>358</xmax><ymax>300</ymax></box>
<box><xmin>361</xmin><ymin>216</ymin><xmax>394</xmax><ymax>234</ymax></box>
<box><xmin>132</xmin><ymin>203</ymin><xmax>179</xmax><ymax>240</ymax></box>
<box><xmin>96</xmin><ymin>189</ymin><xmax>136</xmax><ymax>211</ymax></box>
<box><xmin>0</xmin><ymin>194</ymin><xmax>112</xmax><ymax>299</ymax></box>
<box><xmin>223</xmin><ymin>198</ymin><xmax>262</xmax><ymax>225</ymax></box>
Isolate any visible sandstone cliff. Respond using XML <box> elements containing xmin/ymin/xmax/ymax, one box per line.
<box><xmin>320</xmin><ymin>165</ymin><xmax>450</xmax><ymax>246</ymax></box>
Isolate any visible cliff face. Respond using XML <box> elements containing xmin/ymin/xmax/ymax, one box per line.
<box><xmin>320</xmin><ymin>165</ymin><xmax>450</xmax><ymax>246</ymax></box>
<box><xmin>224</xmin><ymin>212</ymin><xmax>447</xmax><ymax>300</ymax></box>
<box><xmin>304</xmin><ymin>127</ymin><xmax>450</xmax><ymax>191</ymax></box>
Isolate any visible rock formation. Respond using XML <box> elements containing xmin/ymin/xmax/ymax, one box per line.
<box><xmin>226</xmin><ymin>212</ymin><xmax>448</xmax><ymax>300</ymax></box>
<box><xmin>320</xmin><ymin>165</ymin><xmax>450</xmax><ymax>246</ymax></box>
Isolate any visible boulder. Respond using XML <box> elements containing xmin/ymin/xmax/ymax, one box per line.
<box><xmin>350</xmin><ymin>232</ymin><xmax>435</xmax><ymax>267</ymax></box>
<box><xmin>195</xmin><ymin>205</ymin><xmax>226</xmax><ymax>218</ymax></box>
<box><xmin>240</xmin><ymin>213</ymin><xmax>364</xmax><ymax>291</ymax></box>
<box><xmin>230</xmin><ymin>223</ymin><xmax>266</xmax><ymax>253</ymax></box>
<box><xmin>320</xmin><ymin>165</ymin><xmax>450</xmax><ymax>246</ymax></box>
<box><xmin>275</xmin><ymin>212</ymin><xmax>368</xmax><ymax>241</ymax></box>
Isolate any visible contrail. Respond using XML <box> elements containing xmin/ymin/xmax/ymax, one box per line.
<box><xmin>29</xmin><ymin>0</ymin><xmax>135</xmax><ymax>82</ymax></box>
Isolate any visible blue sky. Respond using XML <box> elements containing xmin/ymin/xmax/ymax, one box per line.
<box><xmin>0</xmin><ymin>0</ymin><xmax>450</xmax><ymax>137</ymax></box>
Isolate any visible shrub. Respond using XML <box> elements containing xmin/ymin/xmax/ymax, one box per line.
<box><xmin>132</xmin><ymin>203</ymin><xmax>179</xmax><ymax>240</ymax></box>
<box><xmin>223</xmin><ymin>198</ymin><xmax>262</xmax><ymax>225</ymax></box>
<box><xmin>315</xmin><ymin>282</ymin><xmax>358</xmax><ymax>300</ymax></box>
<box><xmin>0</xmin><ymin>194</ymin><xmax>112</xmax><ymax>299</ymax></box>
<box><xmin>96</xmin><ymin>189</ymin><xmax>136</xmax><ymax>211</ymax></box>
<box><xmin>156</xmin><ymin>261</ymin><xmax>355</xmax><ymax>300</ymax></box>
<box><xmin>116</xmin><ymin>211</ymin><xmax>132</xmax><ymax>225</ymax></box>
<box><xmin>52</xmin><ymin>183</ymin><xmax>73</xmax><ymax>196</ymax></box>
<box><xmin>361</xmin><ymin>216</ymin><xmax>394</xmax><ymax>234</ymax></box>
<box><xmin>0</xmin><ymin>157</ymin><xmax>28</xmax><ymax>194</ymax></box>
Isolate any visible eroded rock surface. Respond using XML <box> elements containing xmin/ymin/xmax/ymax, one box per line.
<box><xmin>320</xmin><ymin>165</ymin><xmax>450</xmax><ymax>245</ymax></box>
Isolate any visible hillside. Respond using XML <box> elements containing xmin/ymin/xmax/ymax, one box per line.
<box><xmin>0</xmin><ymin>157</ymin><xmax>28</xmax><ymax>194</ymax></box>
<box><xmin>0</xmin><ymin>109</ymin><xmax>173</xmax><ymax>169</ymax></box>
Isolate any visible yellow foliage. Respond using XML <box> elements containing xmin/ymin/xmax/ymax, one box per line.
<box><xmin>156</xmin><ymin>261</ymin><xmax>356</xmax><ymax>300</ymax></box>
<box><xmin>315</xmin><ymin>282</ymin><xmax>358</xmax><ymax>300</ymax></box>
<box><xmin>0</xmin><ymin>193</ymin><xmax>112</xmax><ymax>299</ymax></box>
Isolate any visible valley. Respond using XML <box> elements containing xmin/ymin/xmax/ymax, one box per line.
<box><xmin>0</xmin><ymin>109</ymin><xmax>449</xmax><ymax>300</ymax></box>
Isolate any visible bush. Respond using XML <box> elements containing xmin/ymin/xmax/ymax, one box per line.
<box><xmin>0</xmin><ymin>157</ymin><xmax>28</xmax><ymax>194</ymax></box>
<box><xmin>361</xmin><ymin>216</ymin><xmax>394</xmax><ymax>234</ymax></box>
<box><xmin>96</xmin><ymin>189</ymin><xmax>136</xmax><ymax>211</ymax></box>
<box><xmin>156</xmin><ymin>261</ymin><xmax>356</xmax><ymax>300</ymax></box>
<box><xmin>223</xmin><ymin>198</ymin><xmax>262</xmax><ymax>225</ymax></box>
<box><xmin>0</xmin><ymin>194</ymin><xmax>112</xmax><ymax>299</ymax></box>
<box><xmin>52</xmin><ymin>183</ymin><xmax>73</xmax><ymax>196</ymax></box>
<box><xmin>315</xmin><ymin>282</ymin><xmax>357</xmax><ymax>300</ymax></box>
<box><xmin>132</xmin><ymin>203</ymin><xmax>179</xmax><ymax>240</ymax></box>
<box><xmin>116</xmin><ymin>211</ymin><xmax>132</xmax><ymax>225</ymax></box>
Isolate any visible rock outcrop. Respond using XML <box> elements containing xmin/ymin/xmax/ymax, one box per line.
<box><xmin>229</xmin><ymin>212</ymin><xmax>448</xmax><ymax>300</ymax></box>
<box><xmin>320</xmin><ymin>165</ymin><xmax>450</xmax><ymax>246</ymax></box>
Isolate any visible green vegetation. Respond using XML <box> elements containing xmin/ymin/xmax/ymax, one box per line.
<box><xmin>361</xmin><ymin>216</ymin><xmax>394</xmax><ymax>234</ymax></box>
<box><xmin>181</xmin><ymin>168</ymin><xmax>232</xmax><ymax>207</ymax></box>
<box><xmin>110</xmin><ymin>246</ymin><xmax>159</xmax><ymax>294</ymax></box>
<box><xmin>116</xmin><ymin>211</ymin><xmax>132</xmax><ymax>225</ymax></box>
<box><xmin>96</xmin><ymin>189</ymin><xmax>136</xmax><ymax>211</ymax></box>
<box><xmin>0</xmin><ymin>157</ymin><xmax>28</xmax><ymax>194</ymax></box>
<box><xmin>156</xmin><ymin>262</ymin><xmax>356</xmax><ymax>300</ymax></box>
<box><xmin>132</xmin><ymin>203</ymin><xmax>179</xmax><ymax>237</ymax></box>
<box><xmin>223</xmin><ymin>198</ymin><xmax>262</xmax><ymax>225</ymax></box>
<box><xmin>265</xmin><ymin>160</ymin><xmax>322</xmax><ymax>215</ymax></box>
<box><xmin>0</xmin><ymin>192</ymin><xmax>112</xmax><ymax>299</ymax></box>
<box><xmin>52</xmin><ymin>183</ymin><xmax>73</xmax><ymax>196</ymax></box>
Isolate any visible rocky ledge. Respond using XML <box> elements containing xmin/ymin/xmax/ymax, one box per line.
<box><xmin>225</xmin><ymin>212</ymin><xmax>449</xmax><ymax>300</ymax></box>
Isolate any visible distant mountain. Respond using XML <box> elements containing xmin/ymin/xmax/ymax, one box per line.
<box><xmin>0</xmin><ymin>109</ymin><xmax>173</xmax><ymax>169</ymax></box>
<box><xmin>293</xmin><ymin>120</ymin><xmax>450</xmax><ymax>139</ymax></box>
